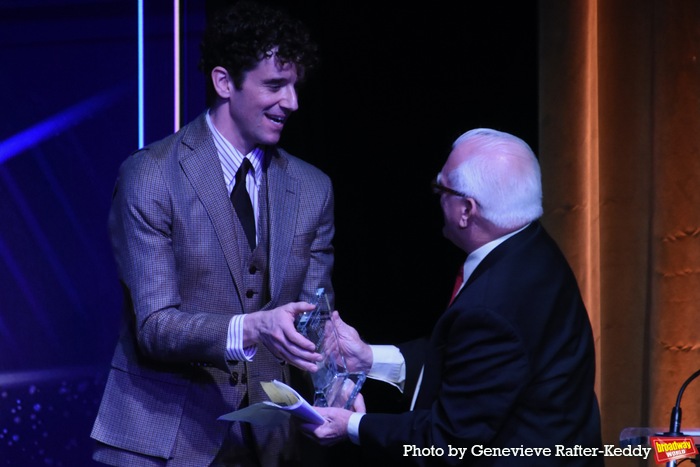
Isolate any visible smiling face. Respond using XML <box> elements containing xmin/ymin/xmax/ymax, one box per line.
<box><xmin>211</xmin><ymin>52</ymin><xmax>299</xmax><ymax>154</ymax></box>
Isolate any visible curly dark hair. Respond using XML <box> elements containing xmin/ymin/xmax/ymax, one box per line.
<box><xmin>199</xmin><ymin>1</ymin><xmax>319</xmax><ymax>92</ymax></box>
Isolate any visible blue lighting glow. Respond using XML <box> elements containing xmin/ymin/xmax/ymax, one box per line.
<box><xmin>0</xmin><ymin>165</ymin><xmax>85</xmax><ymax>322</ymax></box>
<box><xmin>138</xmin><ymin>0</ymin><xmax>144</xmax><ymax>148</ymax></box>
<box><xmin>0</xmin><ymin>85</ymin><xmax>130</xmax><ymax>165</ymax></box>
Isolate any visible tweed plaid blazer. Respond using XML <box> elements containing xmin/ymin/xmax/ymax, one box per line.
<box><xmin>91</xmin><ymin>113</ymin><xmax>335</xmax><ymax>466</ymax></box>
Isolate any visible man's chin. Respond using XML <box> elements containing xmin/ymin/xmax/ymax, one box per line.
<box><xmin>262</xmin><ymin>134</ymin><xmax>282</xmax><ymax>146</ymax></box>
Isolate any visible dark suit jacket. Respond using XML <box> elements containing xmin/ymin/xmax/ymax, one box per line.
<box><xmin>359</xmin><ymin>222</ymin><xmax>603</xmax><ymax>466</ymax></box>
<box><xmin>91</xmin><ymin>113</ymin><xmax>335</xmax><ymax>466</ymax></box>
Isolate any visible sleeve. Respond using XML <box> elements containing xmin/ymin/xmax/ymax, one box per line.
<box><xmin>297</xmin><ymin>174</ymin><xmax>335</xmax><ymax>307</ymax></box>
<box><xmin>109</xmin><ymin>153</ymin><xmax>231</xmax><ymax>368</ymax></box>
<box><xmin>358</xmin><ymin>307</ymin><xmax>530</xmax><ymax>466</ymax></box>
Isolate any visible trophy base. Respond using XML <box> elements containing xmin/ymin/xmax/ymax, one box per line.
<box><xmin>297</xmin><ymin>288</ymin><xmax>368</xmax><ymax>410</ymax></box>
<box><xmin>313</xmin><ymin>372</ymin><xmax>367</xmax><ymax>410</ymax></box>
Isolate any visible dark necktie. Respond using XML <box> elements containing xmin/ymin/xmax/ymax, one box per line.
<box><xmin>230</xmin><ymin>158</ymin><xmax>256</xmax><ymax>250</ymax></box>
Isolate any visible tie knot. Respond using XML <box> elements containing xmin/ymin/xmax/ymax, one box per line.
<box><xmin>236</xmin><ymin>158</ymin><xmax>253</xmax><ymax>184</ymax></box>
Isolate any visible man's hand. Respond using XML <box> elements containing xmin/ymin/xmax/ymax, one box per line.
<box><xmin>244</xmin><ymin>302</ymin><xmax>322</xmax><ymax>372</ymax></box>
<box><xmin>328</xmin><ymin>311</ymin><xmax>373</xmax><ymax>373</ymax></box>
<box><xmin>300</xmin><ymin>393</ymin><xmax>366</xmax><ymax>446</ymax></box>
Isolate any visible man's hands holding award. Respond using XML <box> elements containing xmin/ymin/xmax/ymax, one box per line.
<box><xmin>220</xmin><ymin>288</ymin><xmax>368</xmax><ymax>444</ymax></box>
<box><xmin>295</xmin><ymin>288</ymin><xmax>369</xmax><ymax>445</ymax></box>
<box><xmin>295</xmin><ymin>288</ymin><xmax>368</xmax><ymax>410</ymax></box>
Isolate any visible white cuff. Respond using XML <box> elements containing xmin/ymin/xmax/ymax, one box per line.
<box><xmin>226</xmin><ymin>314</ymin><xmax>256</xmax><ymax>362</ymax></box>
<box><xmin>367</xmin><ymin>345</ymin><xmax>406</xmax><ymax>392</ymax></box>
<box><xmin>348</xmin><ymin>412</ymin><xmax>364</xmax><ymax>445</ymax></box>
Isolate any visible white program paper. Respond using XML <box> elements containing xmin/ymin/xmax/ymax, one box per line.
<box><xmin>218</xmin><ymin>379</ymin><xmax>325</xmax><ymax>426</ymax></box>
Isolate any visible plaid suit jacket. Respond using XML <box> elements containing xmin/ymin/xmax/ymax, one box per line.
<box><xmin>91</xmin><ymin>113</ymin><xmax>335</xmax><ymax>466</ymax></box>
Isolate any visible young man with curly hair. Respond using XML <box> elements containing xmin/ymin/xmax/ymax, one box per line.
<box><xmin>91</xmin><ymin>2</ymin><xmax>333</xmax><ymax>465</ymax></box>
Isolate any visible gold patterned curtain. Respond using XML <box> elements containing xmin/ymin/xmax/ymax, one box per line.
<box><xmin>539</xmin><ymin>0</ymin><xmax>700</xmax><ymax>464</ymax></box>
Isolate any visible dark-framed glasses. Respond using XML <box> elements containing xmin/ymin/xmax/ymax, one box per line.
<box><xmin>431</xmin><ymin>177</ymin><xmax>468</xmax><ymax>198</ymax></box>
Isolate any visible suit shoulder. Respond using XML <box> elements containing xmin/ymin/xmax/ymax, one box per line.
<box><xmin>118</xmin><ymin>117</ymin><xmax>208</xmax><ymax>175</ymax></box>
<box><xmin>117</xmin><ymin>134</ymin><xmax>176</xmax><ymax>177</ymax></box>
<box><xmin>126</xmin><ymin>114</ymin><xmax>208</xmax><ymax>159</ymax></box>
<box><xmin>130</xmin><ymin>127</ymin><xmax>188</xmax><ymax>163</ymax></box>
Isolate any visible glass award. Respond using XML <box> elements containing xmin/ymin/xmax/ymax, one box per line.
<box><xmin>296</xmin><ymin>288</ymin><xmax>366</xmax><ymax>409</ymax></box>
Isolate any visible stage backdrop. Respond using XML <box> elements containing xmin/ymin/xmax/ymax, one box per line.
<box><xmin>0</xmin><ymin>1</ymin><xmax>538</xmax><ymax>465</ymax></box>
<box><xmin>540</xmin><ymin>0</ymin><xmax>700</xmax><ymax>465</ymax></box>
<box><xmin>0</xmin><ymin>2</ymin><xmax>205</xmax><ymax>465</ymax></box>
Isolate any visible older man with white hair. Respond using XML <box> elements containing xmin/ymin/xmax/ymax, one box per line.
<box><xmin>304</xmin><ymin>128</ymin><xmax>603</xmax><ymax>467</ymax></box>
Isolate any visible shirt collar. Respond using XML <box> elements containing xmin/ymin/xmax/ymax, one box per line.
<box><xmin>461</xmin><ymin>223</ymin><xmax>531</xmax><ymax>283</ymax></box>
<box><xmin>205</xmin><ymin>110</ymin><xmax>264</xmax><ymax>188</ymax></box>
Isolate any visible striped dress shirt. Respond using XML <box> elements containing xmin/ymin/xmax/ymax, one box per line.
<box><xmin>205</xmin><ymin>111</ymin><xmax>264</xmax><ymax>363</ymax></box>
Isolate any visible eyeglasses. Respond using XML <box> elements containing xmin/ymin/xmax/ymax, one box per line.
<box><xmin>431</xmin><ymin>177</ymin><xmax>468</xmax><ymax>198</ymax></box>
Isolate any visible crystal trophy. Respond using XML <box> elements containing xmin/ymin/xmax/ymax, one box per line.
<box><xmin>296</xmin><ymin>288</ymin><xmax>366</xmax><ymax>409</ymax></box>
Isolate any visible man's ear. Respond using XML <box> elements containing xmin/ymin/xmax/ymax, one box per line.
<box><xmin>466</xmin><ymin>198</ymin><xmax>478</xmax><ymax>214</ymax></box>
<box><xmin>458</xmin><ymin>198</ymin><xmax>477</xmax><ymax>228</ymax></box>
<box><xmin>211</xmin><ymin>66</ymin><xmax>232</xmax><ymax>99</ymax></box>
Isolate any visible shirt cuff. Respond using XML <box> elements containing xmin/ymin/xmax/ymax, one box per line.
<box><xmin>348</xmin><ymin>412</ymin><xmax>364</xmax><ymax>445</ymax></box>
<box><xmin>367</xmin><ymin>345</ymin><xmax>406</xmax><ymax>392</ymax></box>
<box><xmin>226</xmin><ymin>314</ymin><xmax>256</xmax><ymax>362</ymax></box>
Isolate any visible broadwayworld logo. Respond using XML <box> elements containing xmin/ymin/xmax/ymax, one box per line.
<box><xmin>649</xmin><ymin>436</ymin><xmax>699</xmax><ymax>464</ymax></box>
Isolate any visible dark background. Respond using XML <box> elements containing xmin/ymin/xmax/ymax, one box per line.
<box><xmin>0</xmin><ymin>0</ymin><xmax>537</xmax><ymax>465</ymax></box>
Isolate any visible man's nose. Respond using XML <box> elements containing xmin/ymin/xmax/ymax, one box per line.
<box><xmin>280</xmin><ymin>86</ymin><xmax>298</xmax><ymax>112</ymax></box>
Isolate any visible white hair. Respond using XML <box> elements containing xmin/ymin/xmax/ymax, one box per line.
<box><xmin>448</xmin><ymin>128</ymin><xmax>543</xmax><ymax>229</ymax></box>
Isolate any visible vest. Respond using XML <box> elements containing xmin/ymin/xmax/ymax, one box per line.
<box><xmin>230</xmin><ymin>170</ymin><xmax>298</xmax><ymax>465</ymax></box>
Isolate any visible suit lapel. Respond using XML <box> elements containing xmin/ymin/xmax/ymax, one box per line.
<box><xmin>178</xmin><ymin>115</ymin><xmax>247</xmax><ymax>301</ymax></box>
<box><xmin>264</xmin><ymin>148</ymin><xmax>299</xmax><ymax>307</ymax></box>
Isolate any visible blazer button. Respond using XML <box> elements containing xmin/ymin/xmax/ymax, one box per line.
<box><xmin>246</xmin><ymin>290</ymin><xmax>255</xmax><ymax>298</ymax></box>
<box><xmin>249</xmin><ymin>265</ymin><xmax>257</xmax><ymax>274</ymax></box>
<box><xmin>231</xmin><ymin>372</ymin><xmax>239</xmax><ymax>385</ymax></box>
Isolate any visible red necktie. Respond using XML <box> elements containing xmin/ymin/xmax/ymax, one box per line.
<box><xmin>449</xmin><ymin>266</ymin><xmax>464</xmax><ymax>305</ymax></box>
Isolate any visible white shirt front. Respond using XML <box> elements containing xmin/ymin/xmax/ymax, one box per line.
<box><xmin>205</xmin><ymin>111</ymin><xmax>265</xmax><ymax>364</ymax></box>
